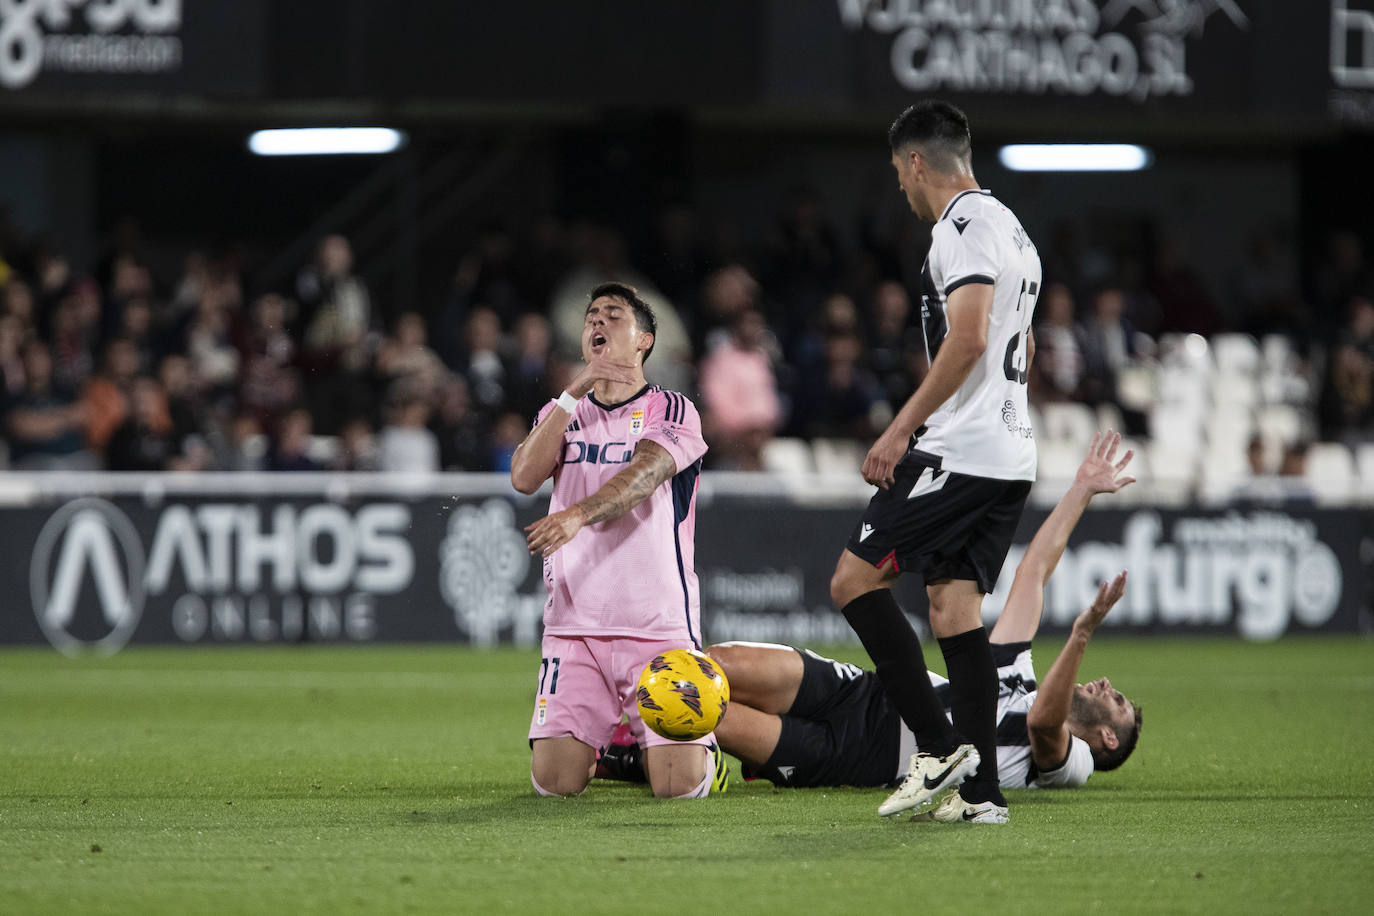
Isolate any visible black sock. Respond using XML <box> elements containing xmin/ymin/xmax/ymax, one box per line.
<box><xmin>842</xmin><ymin>589</ymin><xmax>960</xmax><ymax>757</ymax></box>
<box><xmin>939</xmin><ymin>627</ymin><xmax>1005</xmax><ymax>806</ymax></box>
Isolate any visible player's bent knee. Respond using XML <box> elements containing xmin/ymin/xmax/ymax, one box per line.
<box><xmin>646</xmin><ymin>746</ymin><xmax>711</xmax><ymax>799</ymax></box>
<box><xmin>530</xmin><ymin>766</ymin><xmax>589</xmax><ymax>797</ymax></box>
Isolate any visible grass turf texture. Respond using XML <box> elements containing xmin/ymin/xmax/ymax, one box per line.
<box><xmin>1</xmin><ymin>637</ymin><xmax>1371</xmax><ymax>915</ymax></box>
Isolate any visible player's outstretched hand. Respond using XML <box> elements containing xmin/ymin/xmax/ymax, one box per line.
<box><xmin>525</xmin><ymin>506</ymin><xmax>586</xmax><ymax>557</ymax></box>
<box><xmin>1073</xmin><ymin>570</ymin><xmax>1127</xmax><ymax>636</ymax></box>
<box><xmin>862</xmin><ymin>428</ymin><xmax>908</xmax><ymax>489</ymax></box>
<box><xmin>567</xmin><ymin>358</ymin><xmax>640</xmax><ymax>398</ymax></box>
<box><xmin>1073</xmin><ymin>430</ymin><xmax>1136</xmax><ymax>496</ymax></box>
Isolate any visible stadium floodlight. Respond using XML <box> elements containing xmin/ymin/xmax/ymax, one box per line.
<box><xmin>247</xmin><ymin>128</ymin><xmax>407</xmax><ymax>156</ymax></box>
<box><xmin>998</xmin><ymin>144</ymin><xmax>1153</xmax><ymax>172</ymax></box>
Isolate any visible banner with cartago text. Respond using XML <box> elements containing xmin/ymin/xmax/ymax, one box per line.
<box><xmin>0</xmin><ymin>0</ymin><xmax>264</xmax><ymax>95</ymax></box>
<box><xmin>0</xmin><ymin>476</ymin><xmax>1366</xmax><ymax>655</ymax></box>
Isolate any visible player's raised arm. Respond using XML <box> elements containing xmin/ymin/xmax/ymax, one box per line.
<box><xmin>862</xmin><ymin>282</ymin><xmax>993</xmax><ymax>489</ymax></box>
<box><xmin>509</xmin><ymin>356</ymin><xmax>639</xmax><ymax>494</ymax></box>
<box><xmin>524</xmin><ymin>438</ymin><xmax>677</xmax><ymax>557</ymax></box>
<box><xmin>1025</xmin><ymin>570</ymin><xmax>1127</xmax><ymax>769</ymax></box>
<box><xmin>990</xmin><ymin>430</ymin><xmax>1135</xmax><ymax>645</ymax></box>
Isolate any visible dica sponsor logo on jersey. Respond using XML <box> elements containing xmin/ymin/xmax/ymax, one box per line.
<box><xmin>28</xmin><ymin>498</ymin><xmax>415</xmax><ymax>653</ymax></box>
<box><xmin>836</xmin><ymin>0</ymin><xmax>1248</xmax><ymax>102</ymax></box>
<box><xmin>986</xmin><ymin>510</ymin><xmax>1344</xmax><ymax>640</ymax></box>
<box><xmin>438</xmin><ymin>499</ymin><xmax>542</xmax><ymax>648</ymax></box>
<box><xmin>0</xmin><ymin>0</ymin><xmax>183</xmax><ymax>91</ymax></box>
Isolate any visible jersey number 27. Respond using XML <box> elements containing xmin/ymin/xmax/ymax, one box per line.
<box><xmin>1003</xmin><ymin>280</ymin><xmax>1039</xmax><ymax>385</ymax></box>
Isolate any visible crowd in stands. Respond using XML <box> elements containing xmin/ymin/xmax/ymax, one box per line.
<box><xmin>1</xmin><ymin>198</ymin><xmax>1372</xmax><ymax>502</ymax></box>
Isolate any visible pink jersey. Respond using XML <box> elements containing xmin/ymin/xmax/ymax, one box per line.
<box><xmin>534</xmin><ymin>384</ymin><xmax>708</xmax><ymax>643</ymax></box>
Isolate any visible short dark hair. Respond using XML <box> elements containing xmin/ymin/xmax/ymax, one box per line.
<box><xmin>887</xmin><ymin>100</ymin><xmax>972</xmax><ymax>173</ymax></box>
<box><xmin>588</xmin><ymin>281</ymin><xmax>656</xmax><ymax>364</ymax></box>
<box><xmin>1093</xmin><ymin>701</ymin><xmax>1142</xmax><ymax>772</ymax></box>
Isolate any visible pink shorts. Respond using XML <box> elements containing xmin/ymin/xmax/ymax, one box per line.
<box><xmin>528</xmin><ymin>634</ymin><xmax>715</xmax><ymax>752</ymax></box>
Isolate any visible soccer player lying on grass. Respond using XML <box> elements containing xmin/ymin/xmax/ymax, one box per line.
<box><xmin>597</xmin><ymin>432</ymin><xmax>1143</xmax><ymax>812</ymax></box>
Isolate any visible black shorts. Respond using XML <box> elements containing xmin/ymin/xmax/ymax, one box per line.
<box><xmin>845</xmin><ymin>450</ymin><xmax>1031</xmax><ymax>594</ymax></box>
<box><xmin>749</xmin><ymin>649</ymin><xmax>901</xmax><ymax>789</ymax></box>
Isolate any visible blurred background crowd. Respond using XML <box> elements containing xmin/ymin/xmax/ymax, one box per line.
<box><xmin>1</xmin><ymin>193</ymin><xmax>1372</xmax><ymax>498</ymax></box>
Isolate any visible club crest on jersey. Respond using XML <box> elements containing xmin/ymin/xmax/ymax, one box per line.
<box><xmin>629</xmin><ymin>409</ymin><xmax>644</xmax><ymax>436</ymax></box>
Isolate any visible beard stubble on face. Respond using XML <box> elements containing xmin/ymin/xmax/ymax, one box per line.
<box><xmin>1069</xmin><ymin>691</ymin><xmax>1113</xmax><ymax>731</ymax></box>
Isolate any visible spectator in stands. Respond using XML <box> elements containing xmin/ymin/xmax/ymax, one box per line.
<box><xmin>0</xmin><ymin>313</ymin><xmax>26</xmax><ymax>398</ymax></box>
<box><xmin>376</xmin><ymin>310</ymin><xmax>445</xmax><ymax>396</ymax></box>
<box><xmin>298</xmin><ymin>234</ymin><xmax>374</xmax><ymax>432</ymax></box>
<box><xmin>1311</xmin><ymin>231</ymin><xmax>1372</xmax><ymax>337</ymax></box>
<box><xmin>334</xmin><ymin>416</ymin><xmax>381</xmax><ymax>472</ymax></box>
<box><xmin>1079</xmin><ymin>286</ymin><xmax>1146</xmax><ymax>434</ymax></box>
<box><xmin>48</xmin><ymin>281</ymin><xmax>100</xmax><ymax>390</ymax></box>
<box><xmin>800</xmin><ymin>331</ymin><xmax>886</xmax><ymax>440</ymax></box>
<box><xmin>488</xmin><ymin>410</ymin><xmax>527</xmax><ymax>473</ymax></box>
<box><xmin>698</xmin><ymin>305</ymin><xmax>784</xmax><ymax>470</ymax></box>
<box><xmin>696</xmin><ymin>264</ymin><xmax>761</xmax><ymax>356</ymax></box>
<box><xmin>185</xmin><ymin>288</ymin><xmax>240</xmax><ymax>408</ymax></box>
<box><xmin>431</xmin><ymin>374</ymin><xmax>489</xmax><ymax>471</ymax></box>
<box><xmin>115</xmin><ymin>296</ymin><xmax>158</xmax><ymax>374</ymax></box>
<box><xmin>2</xmin><ymin>277</ymin><xmax>37</xmax><ymax>339</ymax></box>
<box><xmin>1030</xmin><ymin>282</ymin><xmax>1085</xmax><ymax>403</ymax></box>
<box><xmin>82</xmin><ymin>337</ymin><xmax>140</xmax><ymax>458</ymax></box>
<box><xmin>505</xmin><ymin>312</ymin><xmax>556</xmax><ymax>423</ymax></box>
<box><xmin>460</xmin><ymin>305</ymin><xmax>508</xmax><ymax>420</ymax></box>
<box><xmin>268</xmin><ymin>408</ymin><xmax>322</xmax><ymax>472</ymax></box>
<box><xmin>221</xmin><ymin>413</ymin><xmax>266</xmax><ymax>473</ymax></box>
<box><xmin>239</xmin><ymin>293</ymin><xmax>301</xmax><ymax>433</ymax></box>
<box><xmin>378</xmin><ymin>380</ymin><xmax>440</xmax><ymax>473</ymax></box>
<box><xmin>1320</xmin><ymin>295</ymin><xmax>1374</xmax><ymax>444</ymax></box>
<box><xmin>863</xmin><ymin>280</ymin><xmax>923</xmax><ymax>410</ymax></box>
<box><xmin>106</xmin><ymin>376</ymin><xmax>184</xmax><ymax>471</ymax></box>
<box><xmin>4</xmin><ymin>338</ymin><xmax>93</xmax><ymax>470</ymax></box>
<box><xmin>157</xmin><ymin>354</ymin><xmax>212</xmax><ymax>467</ymax></box>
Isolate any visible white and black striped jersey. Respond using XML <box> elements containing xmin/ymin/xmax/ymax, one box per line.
<box><xmin>894</xmin><ymin>645</ymin><xmax>1094</xmax><ymax>789</ymax></box>
<box><xmin>914</xmin><ymin>189</ymin><xmax>1041</xmax><ymax>481</ymax></box>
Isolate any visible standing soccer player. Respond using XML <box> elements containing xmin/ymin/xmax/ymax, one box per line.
<box><xmin>832</xmin><ymin>101</ymin><xmax>1042</xmax><ymax>823</ymax></box>
<box><xmin>511</xmin><ymin>282</ymin><xmax>721</xmax><ymax>799</ymax></box>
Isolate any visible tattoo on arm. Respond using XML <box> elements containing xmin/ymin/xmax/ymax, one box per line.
<box><xmin>576</xmin><ymin>440</ymin><xmax>678</xmax><ymax>526</ymax></box>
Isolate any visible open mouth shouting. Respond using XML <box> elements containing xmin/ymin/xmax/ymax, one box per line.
<box><xmin>589</xmin><ymin>331</ymin><xmax>608</xmax><ymax>355</ymax></box>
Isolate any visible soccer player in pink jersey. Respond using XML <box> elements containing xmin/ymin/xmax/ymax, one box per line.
<box><xmin>511</xmin><ymin>282</ymin><xmax>723</xmax><ymax>799</ymax></box>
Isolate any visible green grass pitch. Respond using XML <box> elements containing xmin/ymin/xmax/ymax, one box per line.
<box><xmin>2</xmin><ymin>636</ymin><xmax>1371</xmax><ymax>914</ymax></box>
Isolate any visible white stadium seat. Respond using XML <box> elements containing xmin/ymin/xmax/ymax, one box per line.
<box><xmin>1305</xmin><ymin>442</ymin><xmax>1357</xmax><ymax>506</ymax></box>
<box><xmin>1211</xmin><ymin>333</ymin><xmax>1261</xmax><ymax>374</ymax></box>
<box><xmin>1355</xmin><ymin>443</ymin><xmax>1374</xmax><ymax>502</ymax></box>
<box><xmin>811</xmin><ymin>438</ymin><xmax>866</xmax><ymax>475</ymax></box>
<box><xmin>1211</xmin><ymin>371</ymin><xmax>1259</xmax><ymax>407</ymax></box>
<box><xmin>762</xmin><ymin>437</ymin><xmax>814</xmax><ymax>475</ymax></box>
<box><xmin>1254</xmin><ymin>404</ymin><xmax>1304</xmax><ymax>448</ymax></box>
<box><xmin>1040</xmin><ymin>402</ymin><xmax>1096</xmax><ymax>446</ymax></box>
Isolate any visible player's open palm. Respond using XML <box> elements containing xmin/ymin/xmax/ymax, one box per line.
<box><xmin>1074</xmin><ymin>570</ymin><xmax>1127</xmax><ymax>635</ymax></box>
<box><xmin>1074</xmin><ymin>430</ymin><xmax>1136</xmax><ymax>496</ymax></box>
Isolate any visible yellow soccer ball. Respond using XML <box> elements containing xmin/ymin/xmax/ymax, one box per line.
<box><xmin>635</xmin><ymin>649</ymin><xmax>730</xmax><ymax>741</ymax></box>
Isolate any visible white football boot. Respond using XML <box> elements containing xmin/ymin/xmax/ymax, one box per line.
<box><xmin>877</xmin><ymin>744</ymin><xmax>980</xmax><ymax>817</ymax></box>
<box><xmin>920</xmin><ymin>790</ymin><xmax>1010</xmax><ymax>825</ymax></box>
